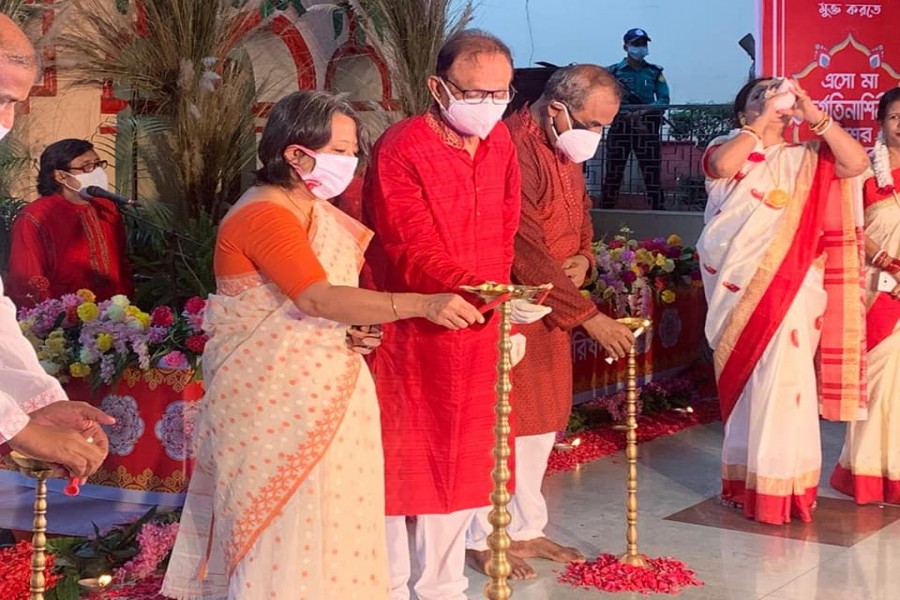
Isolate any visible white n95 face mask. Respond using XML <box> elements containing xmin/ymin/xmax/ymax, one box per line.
<box><xmin>64</xmin><ymin>168</ymin><xmax>109</xmax><ymax>199</ymax></box>
<box><xmin>553</xmin><ymin>105</ymin><xmax>602</xmax><ymax>164</ymax></box>
<box><xmin>435</xmin><ymin>80</ymin><xmax>509</xmax><ymax>140</ymax></box>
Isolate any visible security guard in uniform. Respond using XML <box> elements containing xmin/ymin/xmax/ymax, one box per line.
<box><xmin>601</xmin><ymin>28</ymin><xmax>670</xmax><ymax>210</ymax></box>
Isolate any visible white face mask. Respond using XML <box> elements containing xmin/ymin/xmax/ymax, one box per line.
<box><xmin>291</xmin><ymin>146</ymin><xmax>358</xmax><ymax>200</ymax></box>
<box><xmin>435</xmin><ymin>80</ymin><xmax>509</xmax><ymax>140</ymax></box>
<box><xmin>63</xmin><ymin>168</ymin><xmax>109</xmax><ymax>199</ymax></box>
<box><xmin>552</xmin><ymin>105</ymin><xmax>602</xmax><ymax>164</ymax></box>
<box><xmin>0</xmin><ymin>124</ymin><xmax>10</xmax><ymax>142</ymax></box>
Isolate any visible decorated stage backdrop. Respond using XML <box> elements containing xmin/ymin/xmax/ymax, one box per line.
<box><xmin>758</xmin><ymin>0</ymin><xmax>900</xmax><ymax>147</ymax></box>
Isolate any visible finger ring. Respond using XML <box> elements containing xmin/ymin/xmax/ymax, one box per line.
<box><xmin>86</xmin><ymin>436</ymin><xmax>94</xmax><ymax>444</ymax></box>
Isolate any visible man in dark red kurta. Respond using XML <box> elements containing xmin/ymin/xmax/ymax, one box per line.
<box><xmin>363</xmin><ymin>30</ymin><xmax>521</xmax><ymax>600</ymax></box>
<box><xmin>467</xmin><ymin>65</ymin><xmax>635</xmax><ymax>577</ymax></box>
<box><xmin>7</xmin><ymin>139</ymin><xmax>132</xmax><ymax>307</ymax></box>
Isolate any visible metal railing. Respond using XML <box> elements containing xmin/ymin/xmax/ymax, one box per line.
<box><xmin>585</xmin><ymin>103</ymin><xmax>734</xmax><ymax>211</ymax></box>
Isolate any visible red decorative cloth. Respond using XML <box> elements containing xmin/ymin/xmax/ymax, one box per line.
<box><xmin>363</xmin><ymin>108</ymin><xmax>521</xmax><ymax>515</ymax></box>
<box><xmin>7</xmin><ymin>194</ymin><xmax>133</xmax><ymax>306</ymax></box>
<box><xmin>506</xmin><ymin>107</ymin><xmax>600</xmax><ymax>436</ymax></box>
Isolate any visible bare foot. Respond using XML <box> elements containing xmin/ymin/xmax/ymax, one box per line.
<box><xmin>466</xmin><ymin>549</ymin><xmax>536</xmax><ymax>580</ymax></box>
<box><xmin>509</xmin><ymin>537</ymin><xmax>585</xmax><ymax>564</ymax></box>
<box><xmin>720</xmin><ymin>497</ymin><xmax>744</xmax><ymax>510</ymax></box>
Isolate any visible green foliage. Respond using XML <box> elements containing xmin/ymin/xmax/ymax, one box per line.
<box><xmin>56</xmin><ymin>0</ymin><xmax>263</xmax><ymax>221</ymax></box>
<box><xmin>349</xmin><ymin>0</ymin><xmax>475</xmax><ymax>117</ymax></box>
<box><xmin>667</xmin><ymin>104</ymin><xmax>734</xmax><ymax>148</ymax></box>
<box><xmin>0</xmin><ymin>137</ymin><xmax>30</xmax><ymax>270</ymax></box>
<box><xmin>45</xmin><ymin>507</ymin><xmax>181</xmax><ymax>600</ymax></box>
<box><xmin>128</xmin><ymin>209</ymin><xmax>218</xmax><ymax>308</ymax></box>
<box><xmin>0</xmin><ymin>0</ymin><xmax>41</xmax><ymax>22</ymax></box>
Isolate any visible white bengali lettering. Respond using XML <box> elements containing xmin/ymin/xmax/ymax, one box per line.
<box><xmin>822</xmin><ymin>72</ymin><xmax>857</xmax><ymax>90</ymax></box>
<box><xmin>861</xmin><ymin>73</ymin><xmax>881</xmax><ymax>89</ymax></box>
<box><xmin>818</xmin><ymin>2</ymin><xmax>842</xmax><ymax>17</ymax></box>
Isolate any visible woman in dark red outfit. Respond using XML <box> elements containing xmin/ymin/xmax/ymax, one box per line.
<box><xmin>7</xmin><ymin>139</ymin><xmax>133</xmax><ymax>306</ymax></box>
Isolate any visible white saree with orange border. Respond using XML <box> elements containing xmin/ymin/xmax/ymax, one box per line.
<box><xmin>161</xmin><ymin>198</ymin><xmax>388</xmax><ymax>599</ymax></box>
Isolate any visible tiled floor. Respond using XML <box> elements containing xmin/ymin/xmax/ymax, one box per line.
<box><xmin>463</xmin><ymin>420</ymin><xmax>900</xmax><ymax>599</ymax></box>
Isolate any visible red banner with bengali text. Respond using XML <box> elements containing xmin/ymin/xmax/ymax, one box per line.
<box><xmin>758</xmin><ymin>0</ymin><xmax>900</xmax><ymax>146</ymax></box>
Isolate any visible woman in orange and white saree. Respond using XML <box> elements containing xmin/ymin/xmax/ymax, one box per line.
<box><xmin>161</xmin><ymin>91</ymin><xmax>484</xmax><ymax>600</ymax></box>
<box><xmin>831</xmin><ymin>88</ymin><xmax>900</xmax><ymax>505</ymax></box>
<box><xmin>697</xmin><ymin>77</ymin><xmax>869</xmax><ymax>525</ymax></box>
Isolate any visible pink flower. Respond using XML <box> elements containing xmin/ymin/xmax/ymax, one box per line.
<box><xmin>158</xmin><ymin>350</ymin><xmax>190</xmax><ymax>369</ymax></box>
<box><xmin>184</xmin><ymin>297</ymin><xmax>206</xmax><ymax>315</ymax></box>
<box><xmin>151</xmin><ymin>306</ymin><xmax>175</xmax><ymax>327</ymax></box>
<box><xmin>116</xmin><ymin>521</ymin><xmax>179</xmax><ymax>582</ymax></box>
<box><xmin>185</xmin><ymin>334</ymin><xmax>208</xmax><ymax>353</ymax></box>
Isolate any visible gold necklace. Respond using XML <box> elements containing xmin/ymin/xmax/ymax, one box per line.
<box><xmin>762</xmin><ymin>144</ymin><xmax>791</xmax><ymax>209</ymax></box>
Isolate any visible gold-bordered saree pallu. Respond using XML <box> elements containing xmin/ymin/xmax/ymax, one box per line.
<box><xmin>162</xmin><ymin>200</ymin><xmax>388</xmax><ymax>600</ymax></box>
<box><xmin>701</xmin><ymin>141</ymin><xmax>867</xmax><ymax>524</ymax></box>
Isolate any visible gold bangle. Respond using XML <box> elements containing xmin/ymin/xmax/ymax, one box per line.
<box><xmin>810</xmin><ymin>114</ymin><xmax>830</xmax><ymax>132</ymax></box>
<box><xmin>389</xmin><ymin>293</ymin><xmax>400</xmax><ymax>319</ymax></box>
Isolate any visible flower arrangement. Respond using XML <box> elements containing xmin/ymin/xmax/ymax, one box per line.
<box><xmin>36</xmin><ymin>507</ymin><xmax>180</xmax><ymax>600</ymax></box>
<box><xmin>18</xmin><ymin>289</ymin><xmax>207</xmax><ymax>386</ymax></box>
<box><xmin>592</xmin><ymin>228</ymin><xmax>702</xmax><ymax>317</ymax></box>
<box><xmin>567</xmin><ymin>376</ymin><xmax>701</xmax><ymax>432</ymax></box>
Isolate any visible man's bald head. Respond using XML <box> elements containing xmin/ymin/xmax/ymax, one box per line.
<box><xmin>0</xmin><ymin>13</ymin><xmax>38</xmax><ymax>131</ymax></box>
<box><xmin>0</xmin><ymin>13</ymin><xmax>37</xmax><ymax>68</ymax></box>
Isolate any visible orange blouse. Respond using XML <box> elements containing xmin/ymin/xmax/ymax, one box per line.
<box><xmin>214</xmin><ymin>201</ymin><xmax>328</xmax><ymax>298</ymax></box>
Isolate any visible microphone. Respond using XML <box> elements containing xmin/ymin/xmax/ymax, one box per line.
<box><xmin>85</xmin><ymin>186</ymin><xmax>137</xmax><ymax>207</ymax></box>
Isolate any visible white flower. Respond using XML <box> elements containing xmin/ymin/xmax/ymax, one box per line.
<box><xmin>39</xmin><ymin>360</ymin><xmax>61</xmax><ymax>376</ymax></box>
<box><xmin>106</xmin><ymin>305</ymin><xmax>126</xmax><ymax>322</ymax></box>
<box><xmin>110</xmin><ymin>294</ymin><xmax>130</xmax><ymax>307</ymax></box>
<box><xmin>872</xmin><ymin>130</ymin><xmax>893</xmax><ymax>190</ymax></box>
<box><xmin>80</xmin><ymin>348</ymin><xmax>98</xmax><ymax>365</ymax></box>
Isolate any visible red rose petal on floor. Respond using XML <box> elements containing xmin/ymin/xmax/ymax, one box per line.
<box><xmin>558</xmin><ymin>553</ymin><xmax>704</xmax><ymax>594</ymax></box>
<box><xmin>733</xmin><ymin>171</ymin><xmax>747</xmax><ymax>181</ymax></box>
<box><xmin>751</xmin><ymin>188</ymin><xmax>765</xmax><ymax>200</ymax></box>
<box><xmin>722</xmin><ymin>281</ymin><xmax>741</xmax><ymax>292</ymax></box>
<box><xmin>547</xmin><ymin>398</ymin><xmax>720</xmax><ymax>474</ymax></box>
<box><xmin>790</xmin><ymin>329</ymin><xmax>800</xmax><ymax>347</ymax></box>
<box><xmin>703</xmin><ymin>263</ymin><xmax>718</xmax><ymax>275</ymax></box>
<box><xmin>815</xmin><ymin>315</ymin><xmax>824</xmax><ymax>330</ymax></box>
<box><xmin>796</xmin><ymin>393</ymin><xmax>802</xmax><ymax>406</ymax></box>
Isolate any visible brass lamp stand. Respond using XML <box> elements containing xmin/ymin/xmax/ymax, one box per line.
<box><xmin>9</xmin><ymin>451</ymin><xmax>53</xmax><ymax>600</ymax></box>
<box><xmin>463</xmin><ymin>282</ymin><xmax>552</xmax><ymax>600</ymax></box>
<box><xmin>615</xmin><ymin>317</ymin><xmax>652</xmax><ymax>568</ymax></box>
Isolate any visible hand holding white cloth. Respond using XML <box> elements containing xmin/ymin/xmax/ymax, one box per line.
<box><xmin>510</xmin><ymin>333</ymin><xmax>527</xmax><ymax>367</ymax></box>
<box><xmin>509</xmin><ymin>299</ymin><xmax>552</xmax><ymax>324</ymax></box>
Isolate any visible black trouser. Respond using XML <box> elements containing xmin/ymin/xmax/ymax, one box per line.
<box><xmin>601</xmin><ymin>114</ymin><xmax>663</xmax><ymax>210</ymax></box>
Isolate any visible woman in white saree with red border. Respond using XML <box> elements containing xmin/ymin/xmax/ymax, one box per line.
<box><xmin>832</xmin><ymin>88</ymin><xmax>900</xmax><ymax>505</ymax></box>
<box><xmin>697</xmin><ymin>78</ymin><xmax>868</xmax><ymax>525</ymax></box>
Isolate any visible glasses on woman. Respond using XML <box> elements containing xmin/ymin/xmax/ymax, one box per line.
<box><xmin>444</xmin><ymin>79</ymin><xmax>517</xmax><ymax>105</ymax></box>
<box><xmin>67</xmin><ymin>160</ymin><xmax>108</xmax><ymax>173</ymax></box>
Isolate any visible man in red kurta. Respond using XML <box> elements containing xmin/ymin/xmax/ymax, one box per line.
<box><xmin>7</xmin><ymin>139</ymin><xmax>133</xmax><ymax>307</ymax></box>
<box><xmin>467</xmin><ymin>65</ymin><xmax>635</xmax><ymax>577</ymax></box>
<box><xmin>363</xmin><ymin>30</ymin><xmax>521</xmax><ymax>600</ymax></box>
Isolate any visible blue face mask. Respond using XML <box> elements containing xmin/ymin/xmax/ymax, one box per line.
<box><xmin>627</xmin><ymin>45</ymin><xmax>649</xmax><ymax>60</ymax></box>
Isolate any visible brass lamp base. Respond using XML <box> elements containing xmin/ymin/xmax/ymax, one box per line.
<box><xmin>462</xmin><ymin>282</ymin><xmax>552</xmax><ymax>600</ymax></box>
<box><xmin>9</xmin><ymin>451</ymin><xmax>54</xmax><ymax>600</ymax></box>
<box><xmin>615</xmin><ymin>317</ymin><xmax>651</xmax><ymax>570</ymax></box>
